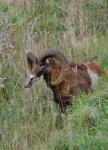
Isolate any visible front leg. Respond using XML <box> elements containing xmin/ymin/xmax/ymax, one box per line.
<box><xmin>53</xmin><ymin>95</ymin><xmax>68</xmax><ymax>129</ymax></box>
<box><xmin>55</xmin><ymin>104</ymin><xmax>67</xmax><ymax>129</ymax></box>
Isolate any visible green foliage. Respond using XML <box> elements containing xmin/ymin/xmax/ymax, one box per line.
<box><xmin>0</xmin><ymin>1</ymin><xmax>16</xmax><ymax>14</ymax></box>
<box><xmin>31</xmin><ymin>0</ymin><xmax>67</xmax><ymax>33</ymax></box>
<box><xmin>82</xmin><ymin>0</ymin><xmax>108</xmax><ymax>32</ymax></box>
<box><xmin>0</xmin><ymin>0</ymin><xmax>108</xmax><ymax>150</ymax></box>
<box><xmin>69</xmin><ymin>0</ymin><xmax>108</xmax><ymax>38</ymax></box>
<box><xmin>0</xmin><ymin>0</ymin><xmax>66</xmax><ymax>32</ymax></box>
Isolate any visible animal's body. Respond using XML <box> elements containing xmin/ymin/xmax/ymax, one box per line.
<box><xmin>25</xmin><ymin>49</ymin><xmax>105</xmax><ymax>113</ymax></box>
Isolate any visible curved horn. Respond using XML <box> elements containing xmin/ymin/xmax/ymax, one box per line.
<box><xmin>50</xmin><ymin>66</ymin><xmax>64</xmax><ymax>85</ymax></box>
<box><xmin>38</xmin><ymin>48</ymin><xmax>69</xmax><ymax>64</ymax></box>
<box><xmin>50</xmin><ymin>64</ymin><xmax>69</xmax><ymax>85</ymax></box>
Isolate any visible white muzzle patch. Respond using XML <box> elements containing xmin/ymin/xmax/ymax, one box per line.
<box><xmin>30</xmin><ymin>74</ymin><xmax>35</xmax><ymax>79</ymax></box>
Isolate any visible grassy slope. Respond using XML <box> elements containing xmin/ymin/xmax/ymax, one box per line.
<box><xmin>0</xmin><ymin>0</ymin><xmax>108</xmax><ymax>150</ymax></box>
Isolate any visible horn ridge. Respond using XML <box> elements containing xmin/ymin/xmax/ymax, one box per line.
<box><xmin>38</xmin><ymin>48</ymin><xmax>69</xmax><ymax>64</ymax></box>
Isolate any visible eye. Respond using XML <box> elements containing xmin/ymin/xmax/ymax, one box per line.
<box><xmin>40</xmin><ymin>66</ymin><xmax>45</xmax><ymax>69</ymax></box>
<box><xmin>32</xmin><ymin>64</ymin><xmax>37</xmax><ymax>69</ymax></box>
<box><xmin>30</xmin><ymin>77</ymin><xmax>34</xmax><ymax>81</ymax></box>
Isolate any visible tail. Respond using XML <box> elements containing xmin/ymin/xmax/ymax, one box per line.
<box><xmin>84</xmin><ymin>61</ymin><xmax>105</xmax><ymax>76</ymax></box>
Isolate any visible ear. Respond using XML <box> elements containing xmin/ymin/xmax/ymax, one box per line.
<box><xmin>26</xmin><ymin>51</ymin><xmax>37</xmax><ymax>72</ymax></box>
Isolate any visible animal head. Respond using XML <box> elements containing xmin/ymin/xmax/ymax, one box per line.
<box><xmin>25</xmin><ymin>49</ymin><xmax>69</xmax><ymax>88</ymax></box>
<box><xmin>25</xmin><ymin>50</ymin><xmax>50</xmax><ymax>88</ymax></box>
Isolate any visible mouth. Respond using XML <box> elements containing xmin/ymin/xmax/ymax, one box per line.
<box><xmin>24</xmin><ymin>81</ymin><xmax>33</xmax><ymax>88</ymax></box>
<box><xmin>24</xmin><ymin>76</ymin><xmax>43</xmax><ymax>88</ymax></box>
<box><xmin>24</xmin><ymin>77</ymin><xmax>37</xmax><ymax>88</ymax></box>
<box><xmin>24</xmin><ymin>76</ymin><xmax>42</xmax><ymax>88</ymax></box>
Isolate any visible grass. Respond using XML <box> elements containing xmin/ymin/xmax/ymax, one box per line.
<box><xmin>0</xmin><ymin>0</ymin><xmax>108</xmax><ymax>150</ymax></box>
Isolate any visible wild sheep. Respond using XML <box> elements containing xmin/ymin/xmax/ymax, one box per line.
<box><xmin>25</xmin><ymin>49</ymin><xmax>105</xmax><ymax>113</ymax></box>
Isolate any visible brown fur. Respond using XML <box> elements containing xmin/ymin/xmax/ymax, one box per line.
<box><xmin>44</xmin><ymin>61</ymin><xmax>91</xmax><ymax>112</ymax></box>
<box><xmin>25</xmin><ymin>50</ymin><xmax>105</xmax><ymax>113</ymax></box>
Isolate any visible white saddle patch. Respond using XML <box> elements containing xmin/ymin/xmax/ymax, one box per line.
<box><xmin>87</xmin><ymin>69</ymin><xmax>99</xmax><ymax>89</ymax></box>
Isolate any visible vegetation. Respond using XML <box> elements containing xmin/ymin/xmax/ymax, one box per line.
<box><xmin>0</xmin><ymin>0</ymin><xmax>108</xmax><ymax>149</ymax></box>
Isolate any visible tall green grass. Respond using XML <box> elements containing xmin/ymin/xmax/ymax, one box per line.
<box><xmin>0</xmin><ymin>0</ymin><xmax>108</xmax><ymax>150</ymax></box>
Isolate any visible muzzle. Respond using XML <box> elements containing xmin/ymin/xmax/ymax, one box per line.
<box><xmin>24</xmin><ymin>76</ymin><xmax>43</xmax><ymax>88</ymax></box>
<box><xmin>24</xmin><ymin>76</ymin><xmax>38</xmax><ymax>88</ymax></box>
